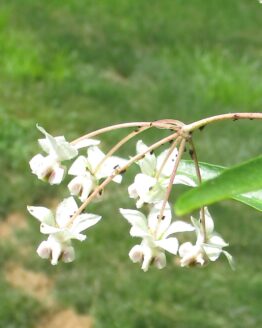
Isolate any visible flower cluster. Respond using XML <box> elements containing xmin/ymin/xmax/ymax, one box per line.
<box><xmin>28</xmin><ymin>197</ymin><xmax>101</xmax><ymax>265</ymax></box>
<box><xmin>28</xmin><ymin>126</ymin><xmax>126</xmax><ymax>265</ymax></box>
<box><xmin>120</xmin><ymin>202</ymin><xmax>194</xmax><ymax>271</ymax></box>
<box><xmin>128</xmin><ymin>141</ymin><xmax>196</xmax><ymax>208</ymax></box>
<box><xmin>28</xmin><ymin>125</ymin><xmax>233</xmax><ymax>270</ymax></box>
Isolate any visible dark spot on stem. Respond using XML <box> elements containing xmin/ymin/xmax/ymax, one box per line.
<box><xmin>113</xmin><ymin>164</ymin><xmax>120</xmax><ymax>169</ymax></box>
<box><xmin>134</xmin><ymin>126</ymin><xmax>142</xmax><ymax>132</ymax></box>
<box><xmin>150</xmin><ymin>150</ymin><xmax>154</xmax><ymax>155</ymax></box>
<box><xmin>199</xmin><ymin>125</ymin><xmax>206</xmax><ymax>131</ymax></box>
<box><xmin>233</xmin><ymin>114</ymin><xmax>239</xmax><ymax>121</ymax></box>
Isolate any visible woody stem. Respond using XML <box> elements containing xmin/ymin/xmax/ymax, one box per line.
<box><xmin>157</xmin><ymin>138</ymin><xmax>186</xmax><ymax>224</ymax></box>
<box><xmin>94</xmin><ymin>126</ymin><xmax>150</xmax><ymax>175</ymax></box>
<box><xmin>155</xmin><ymin>137</ymin><xmax>181</xmax><ymax>180</ymax></box>
<box><xmin>188</xmin><ymin>138</ymin><xmax>207</xmax><ymax>241</ymax></box>
<box><xmin>71</xmin><ymin>120</ymin><xmax>181</xmax><ymax>146</ymax></box>
<box><xmin>183</xmin><ymin>112</ymin><xmax>262</xmax><ymax>133</ymax></box>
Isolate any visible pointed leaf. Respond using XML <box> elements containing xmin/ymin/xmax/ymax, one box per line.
<box><xmin>175</xmin><ymin>156</ymin><xmax>262</xmax><ymax>215</ymax></box>
<box><xmin>176</xmin><ymin>160</ymin><xmax>262</xmax><ymax>212</ymax></box>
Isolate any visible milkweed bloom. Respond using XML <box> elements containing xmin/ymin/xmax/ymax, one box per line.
<box><xmin>120</xmin><ymin>202</ymin><xmax>194</xmax><ymax>271</ymax></box>
<box><xmin>27</xmin><ymin>197</ymin><xmax>101</xmax><ymax>265</ymax></box>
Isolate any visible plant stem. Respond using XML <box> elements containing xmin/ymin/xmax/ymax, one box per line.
<box><xmin>94</xmin><ymin>126</ymin><xmax>150</xmax><ymax>175</ymax></box>
<box><xmin>183</xmin><ymin>112</ymin><xmax>262</xmax><ymax>133</ymax></box>
<box><xmin>157</xmin><ymin>138</ymin><xmax>186</xmax><ymax>225</ymax></box>
<box><xmin>67</xmin><ymin>131</ymin><xmax>179</xmax><ymax>226</ymax></box>
<box><xmin>71</xmin><ymin>120</ymin><xmax>181</xmax><ymax>146</ymax></box>
<box><xmin>188</xmin><ymin>139</ymin><xmax>206</xmax><ymax>241</ymax></box>
<box><xmin>155</xmin><ymin>137</ymin><xmax>181</xmax><ymax>180</ymax></box>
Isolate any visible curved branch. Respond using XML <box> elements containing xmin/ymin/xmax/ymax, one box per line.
<box><xmin>183</xmin><ymin>112</ymin><xmax>262</xmax><ymax>133</ymax></box>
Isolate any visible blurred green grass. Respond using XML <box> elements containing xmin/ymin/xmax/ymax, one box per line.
<box><xmin>0</xmin><ymin>0</ymin><xmax>262</xmax><ymax>327</ymax></box>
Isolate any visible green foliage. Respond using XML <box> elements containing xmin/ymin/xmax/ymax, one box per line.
<box><xmin>176</xmin><ymin>160</ymin><xmax>262</xmax><ymax>212</ymax></box>
<box><xmin>0</xmin><ymin>0</ymin><xmax>262</xmax><ymax>327</ymax></box>
<box><xmin>175</xmin><ymin>156</ymin><xmax>262</xmax><ymax>215</ymax></box>
<box><xmin>0</xmin><ymin>273</ymin><xmax>43</xmax><ymax>328</ymax></box>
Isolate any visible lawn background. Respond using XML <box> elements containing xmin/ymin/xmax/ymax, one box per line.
<box><xmin>0</xmin><ymin>0</ymin><xmax>262</xmax><ymax>327</ymax></box>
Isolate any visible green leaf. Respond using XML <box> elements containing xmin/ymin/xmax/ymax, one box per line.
<box><xmin>177</xmin><ymin>160</ymin><xmax>262</xmax><ymax>211</ymax></box>
<box><xmin>175</xmin><ymin>156</ymin><xmax>262</xmax><ymax>215</ymax></box>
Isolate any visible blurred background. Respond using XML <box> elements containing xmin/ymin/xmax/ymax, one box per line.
<box><xmin>0</xmin><ymin>0</ymin><xmax>262</xmax><ymax>327</ymax></box>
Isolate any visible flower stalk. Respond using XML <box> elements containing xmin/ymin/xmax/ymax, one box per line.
<box><xmin>188</xmin><ymin>138</ymin><xmax>207</xmax><ymax>241</ymax></box>
<box><xmin>156</xmin><ymin>138</ymin><xmax>186</xmax><ymax>228</ymax></box>
<box><xmin>67</xmin><ymin>131</ymin><xmax>179</xmax><ymax>226</ymax></box>
<box><xmin>183</xmin><ymin>112</ymin><xmax>262</xmax><ymax>133</ymax></box>
<box><xmin>94</xmin><ymin>126</ymin><xmax>150</xmax><ymax>175</ymax></box>
<box><xmin>71</xmin><ymin>119</ymin><xmax>182</xmax><ymax>147</ymax></box>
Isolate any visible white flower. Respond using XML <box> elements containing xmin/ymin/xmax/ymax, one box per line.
<box><xmin>29</xmin><ymin>125</ymin><xmax>99</xmax><ymax>185</ymax></box>
<box><xmin>128</xmin><ymin>140</ymin><xmax>196</xmax><ymax>208</ymax></box>
<box><xmin>37</xmin><ymin>235</ymin><xmax>75</xmax><ymax>265</ymax></box>
<box><xmin>68</xmin><ymin>146</ymin><xmax>127</xmax><ymax>201</ymax></box>
<box><xmin>68</xmin><ymin>156</ymin><xmax>96</xmax><ymax>202</ymax></box>
<box><xmin>120</xmin><ymin>202</ymin><xmax>194</xmax><ymax>271</ymax></box>
<box><xmin>178</xmin><ymin>207</ymin><xmax>234</xmax><ymax>268</ymax></box>
<box><xmin>27</xmin><ymin>197</ymin><xmax>101</xmax><ymax>264</ymax></box>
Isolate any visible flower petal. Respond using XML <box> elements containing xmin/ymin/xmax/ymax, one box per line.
<box><xmin>179</xmin><ymin>242</ymin><xmax>204</xmax><ymax>267</ymax></box>
<box><xmin>86</xmin><ymin>146</ymin><xmax>105</xmax><ymax>174</ymax></box>
<box><xmin>222</xmin><ymin>250</ymin><xmax>235</xmax><ymax>270</ymax></box>
<box><xmin>164</xmin><ymin>220</ymin><xmax>195</xmax><ymax>238</ymax></box>
<box><xmin>174</xmin><ymin>174</ymin><xmax>197</xmax><ymax>187</ymax></box>
<box><xmin>71</xmin><ymin>213</ymin><xmax>101</xmax><ymax>234</ymax></box>
<box><xmin>156</xmin><ymin>147</ymin><xmax>178</xmax><ymax>177</ymax></box>
<box><xmin>62</xmin><ymin>245</ymin><xmax>75</xmax><ymax>263</ymax></box>
<box><xmin>203</xmin><ymin>207</ymin><xmax>214</xmax><ymax>235</ymax></box>
<box><xmin>68</xmin><ymin>176</ymin><xmax>94</xmax><ymax>202</ymax></box>
<box><xmin>153</xmin><ymin>252</ymin><xmax>166</xmax><ymax>269</ymax></box>
<box><xmin>119</xmin><ymin>208</ymin><xmax>148</xmax><ymax>234</ymax></box>
<box><xmin>136</xmin><ymin>140</ymin><xmax>156</xmax><ymax>176</ymax></box>
<box><xmin>48</xmin><ymin>165</ymin><xmax>65</xmax><ymax>185</ymax></box>
<box><xmin>36</xmin><ymin>240</ymin><xmax>51</xmax><ymax>260</ymax></box>
<box><xmin>141</xmin><ymin>245</ymin><xmax>153</xmax><ymax>272</ymax></box>
<box><xmin>179</xmin><ymin>242</ymin><xmax>194</xmax><ymax>257</ymax></box>
<box><xmin>208</xmin><ymin>234</ymin><xmax>228</xmax><ymax>248</ymax></box>
<box><xmin>29</xmin><ymin>154</ymin><xmax>65</xmax><ymax>184</ymax></box>
<box><xmin>37</xmin><ymin>236</ymin><xmax>62</xmax><ymax>265</ymax></box>
<box><xmin>27</xmin><ymin>206</ymin><xmax>55</xmax><ymax>226</ymax></box>
<box><xmin>73</xmin><ymin>138</ymin><xmax>100</xmax><ymax>149</ymax></box>
<box><xmin>68</xmin><ymin>156</ymin><xmax>88</xmax><ymax>176</ymax></box>
<box><xmin>128</xmin><ymin>183</ymin><xmax>139</xmax><ymax>199</ymax></box>
<box><xmin>37</xmin><ymin>125</ymin><xmax>78</xmax><ymax>161</ymax></box>
<box><xmin>132</xmin><ymin>173</ymin><xmax>166</xmax><ymax>206</ymax></box>
<box><xmin>130</xmin><ymin>226</ymin><xmax>149</xmax><ymax>238</ymax></box>
<box><xmin>129</xmin><ymin>244</ymin><xmax>144</xmax><ymax>263</ymax></box>
<box><xmin>40</xmin><ymin>223</ymin><xmax>61</xmax><ymax>234</ymax></box>
<box><xmin>98</xmin><ymin>156</ymin><xmax>128</xmax><ymax>182</ymax></box>
<box><xmin>55</xmin><ymin>197</ymin><xmax>78</xmax><ymax>228</ymax></box>
<box><xmin>202</xmin><ymin>243</ymin><xmax>222</xmax><ymax>261</ymax></box>
<box><xmin>155</xmin><ymin>237</ymin><xmax>179</xmax><ymax>255</ymax></box>
<box><xmin>148</xmin><ymin>202</ymin><xmax>172</xmax><ymax>237</ymax></box>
